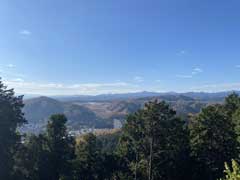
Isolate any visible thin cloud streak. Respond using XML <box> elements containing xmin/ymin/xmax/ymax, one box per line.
<box><xmin>177</xmin><ymin>50</ymin><xmax>186</xmax><ymax>56</ymax></box>
<box><xmin>4</xmin><ymin>80</ymin><xmax>142</xmax><ymax>95</ymax></box>
<box><xmin>176</xmin><ymin>75</ymin><xmax>193</xmax><ymax>79</ymax></box>
<box><xmin>6</xmin><ymin>64</ymin><xmax>16</xmax><ymax>68</ymax></box>
<box><xmin>176</xmin><ymin>67</ymin><xmax>203</xmax><ymax>78</ymax></box>
<box><xmin>192</xmin><ymin>68</ymin><xmax>203</xmax><ymax>74</ymax></box>
<box><xmin>191</xmin><ymin>82</ymin><xmax>240</xmax><ymax>92</ymax></box>
<box><xmin>0</xmin><ymin>70</ymin><xmax>25</xmax><ymax>78</ymax></box>
<box><xmin>19</xmin><ymin>30</ymin><xmax>31</xmax><ymax>36</ymax></box>
<box><xmin>133</xmin><ymin>76</ymin><xmax>144</xmax><ymax>82</ymax></box>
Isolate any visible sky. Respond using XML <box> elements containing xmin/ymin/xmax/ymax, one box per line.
<box><xmin>1</xmin><ymin>0</ymin><xmax>240</xmax><ymax>95</ymax></box>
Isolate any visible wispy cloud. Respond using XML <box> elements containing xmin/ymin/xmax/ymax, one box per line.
<box><xmin>192</xmin><ymin>67</ymin><xmax>203</xmax><ymax>74</ymax></box>
<box><xmin>133</xmin><ymin>76</ymin><xmax>144</xmax><ymax>83</ymax></box>
<box><xmin>19</xmin><ymin>29</ymin><xmax>31</xmax><ymax>36</ymax></box>
<box><xmin>176</xmin><ymin>75</ymin><xmax>193</xmax><ymax>79</ymax></box>
<box><xmin>177</xmin><ymin>50</ymin><xmax>186</xmax><ymax>56</ymax></box>
<box><xmin>176</xmin><ymin>67</ymin><xmax>203</xmax><ymax>79</ymax></box>
<box><xmin>3</xmin><ymin>80</ymin><xmax>142</xmax><ymax>95</ymax></box>
<box><xmin>6</xmin><ymin>64</ymin><xmax>16</xmax><ymax>68</ymax></box>
<box><xmin>236</xmin><ymin>65</ymin><xmax>240</xmax><ymax>68</ymax></box>
<box><xmin>0</xmin><ymin>70</ymin><xmax>25</xmax><ymax>78</ymax></box>
<box><xmin>191</xmin><ymin>82</ymin><xmax>240</xmax><ymax>92</ymax></box>
<box><xmin>11</xmin><ymin>78</ymin><xmax>24</xmax><ymax>82</ymax></box>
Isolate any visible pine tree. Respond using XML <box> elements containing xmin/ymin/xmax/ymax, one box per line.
<box><xmin>73</xmin><ymin>133</ymin><xmax>102</xmax><ymax>180</ymax></box>
<box><xmin>46</xmin><ymin>114</ymin><xmax>75</xmax><ymax>180</ymax></box>
<box><xmin>14</xmin><ymin>134</ymin><xmax>52</xmax><ymax>180</ymax></box>
<box><xmin>0</xmin><ymin>80</ymin><xmax>26</xmax><ymax>179</ymax></box>
<box><xmin>189</xmin><ymin>104</ymin><xmax>238</xmax><ymax>180</ymax></box>
<box><xmin>220</xmin><ymin>159</ymin><xmax>240</xmax><ymax>180</ymax></box>
<box><xmin>118</xmin><ymin>100</ymin><xmax>189</xmax><ymax>180</ymax></box>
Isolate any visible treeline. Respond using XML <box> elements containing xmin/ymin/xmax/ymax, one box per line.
<box><xmin>1</xmin><ymin>80</ymin><xmax>240</xmax><ymax>180</ymax></box>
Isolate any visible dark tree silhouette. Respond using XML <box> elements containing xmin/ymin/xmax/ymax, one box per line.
<box><xmin>0</xmin><ymin>80</ymin><xmax>26</xmax><ymax>179</ymax></box>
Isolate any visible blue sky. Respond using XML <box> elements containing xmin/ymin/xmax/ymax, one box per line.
<box><xmin>1</xmin><ymin>0</ymin><xmax>240</xmax><ymax>95</ymax></box>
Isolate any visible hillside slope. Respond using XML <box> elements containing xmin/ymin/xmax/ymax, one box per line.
<box><xmin>23</xmin><ymin>94</ymin><xmax>210</xmax><ymax>133</ymax></box>
<box><xmin>23</xmin><ymin>96</ymin><xmax>112</xmax><ymax>132</ymax></box>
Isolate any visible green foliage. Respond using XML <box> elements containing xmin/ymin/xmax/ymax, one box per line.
<box><xmin>3</xmin><ymin>86</ymin><xmax>240</xmax><ymax>180</ymax></box>
<box><xmin>14</xmin><ymin>114</ymin><xmax>75</xmax><ymax>180</ymax></box>
<box><xmin>73</xmin><ymin>133</ymin><xmax>100</xmax><ymax>179</ymax></box>
<box><xmin>73</xmin><ymin>133</ymin><xmax>104</xmax><ymax>179</ymax></box>
<box><xmin>233</xmin><ymin>108</ymin><xmax>240</xmax><ymax>143</ymax></box>
<box><xmin>189</xmin><ymin>102</ymin><xmax>239</xmax><ymax>179</ymax></box>
<box><xmin>46</xmin><ymin>114</ymin><xmax>76</xmax><ymax>180</ymax></box>
<box><xmin>224</xmin><ymin>93</ymin><xmax>240</xmax><ymax>116</ymax></box>
<box><xmin>14</xmin><ymin>134</ymin><xmax>52</xmax><ymax>180</ymax></box>
<box><xmin>0</xmin><ymin>80</ymin><xmax>26</xmax><ymax>179</ymax></box>
<box><xmin>229</xmin><ymin>93</ymin><xmax>240</xmax><ymax>144</ymax></box>
<box><xmin>220</xmin><ymin>160</ymin><xmax>240</xmax><ymax>180</ymax></box>
<box><xmin>96</xmin><ymin>130</ymin><xmax>121</xmax><ymax>154</ymax></box>
<box><xmin>117</xmin><ymin>100</ymin><xmax>190</xmax><ymax>180</ymax></box>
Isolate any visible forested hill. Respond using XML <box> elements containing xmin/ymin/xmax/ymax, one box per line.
<box><xmin>23</xmin><ymin>96</ymin><xmax>112</xmax><ymax>132</ymax></box>
<box><xmin>22</xmin><ymin>93</ymin><xmax>216</xmax><ymax>132</ymax></box>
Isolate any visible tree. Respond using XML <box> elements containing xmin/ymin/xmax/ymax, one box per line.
<box><xmin>15</xmin><ymin>114</ymin><xmax>75</xmax><ymax>180</ymax></box>
<box><xmin>118</xmin><ymin>100</ymin><xmax>190</xmax><ymax>180</ymax></box>
<box><xmin>0</xmin><ymin>80</ymin><xmax>26</xmax><ymax>179</ymax></box>
<box><xmin>14</xmin><ymin>134</ymin><xmax>52</xmax><ymax>180</ymax></box>
<box><xmin>232</xmin><ymin>108</ymin><xmax>240</xmax><ymax>144</ymax></box>
<box><xmin>96</xmin><ymin>131</ymin><xmax>121</xmax><ymax>179</ymax></box>
<box><xmin>229</xmin><ymin>93</ymin><xmax>240</xmax><ymax>147</ymax></box>
<box><xmin>73</xmin><ymin>133</ymin><xmax>102</xmax><ymax>180</ymax></box>
<box><xmin>143</xmin><ymin>101</ymin><xmax>190</xmax><ymax>180</ymax></box>
<box><xmin>220</xmin><ymin>159</ymin><xmax>240</xmax><ymax>180</ymax></box>
<box><xmin>46</xmin><ymin>114</ymin><xmax>75</xmax><ymax>180</ymax></box>
<box><xmin>189</xmin><ymin>104</ymin><xmax>239</xmax><ymax>180</ymax></box>
<box><xmin>117</xmin><ymin>112</ymin><xmax>146</xmax><ymax>180</ymax></box>
<box><xmin>224</xmin><ymin>93</ymin><xmax>240</xmax><ymax>116</ymax></box>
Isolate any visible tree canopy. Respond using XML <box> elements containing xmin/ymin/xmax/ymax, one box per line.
<box><xmin>0</xmin><ymin>80</ymin><xmax>26</xmax><ymax>180</ymax></box>
<box><xmin>1</xmin><ymin>76</ymin><xmax>240</xmax><ymax>180</ymax></box>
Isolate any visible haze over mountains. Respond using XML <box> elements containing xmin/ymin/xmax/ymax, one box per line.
<box><xmin>25</xmin><ymin>90</ymin><xmax>238</xmax><ymax>101</ymax></box>
<box><xmin>21</xmin><ymin>90</ymin><xmax>239</xmax><ymax>133</ymax></box>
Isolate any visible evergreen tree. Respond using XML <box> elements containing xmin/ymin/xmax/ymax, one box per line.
<box><xmin>118</xmin><ymin>100</ymin><xmax>190</xmax><ymax>180</ymax></box>
<box><xmin>14</xmin><ymin>134</ymin><xmax>52</xmax><ymax>180</ymax></box>
<box><xmin>73</xmin><ymin>133</ymin><xmax>102</xmax><ymax>180</ymax></box>
<box><xmin>189</xmin><ymin>104</ymin><xmax>238</xmax><ymax>180</ymax></box>
<box><xmin>0</xmin><ymin>80</ymin><xmax>26</xmax><ymax>179</ymax></box>
<box><xmin>224</xmin><ymin>92</ymin><xmax>240</xmax><ymax>116</ymax></box>
<box><xmin>143</xmin><ymin>101</ymin><xmax>189</xmax><ymax>180</ymax></box>
<box><xmin>233</xmin><ymin>108</ymin><xmax>240</xmax><ymax>145</ymax></box>
<box><xmin>46</xmin><ymin>114</ymin><xmax>75</xmax><ymax>180</ymax></box>
<box><xmin>220</xmin><ymin>159</ymin><xmax>240</xmax><ymax>180</ymax></box>
<box><xmin>229</xmin><ymin>93</ymin><xmax>240</xmax><ymax>148</ymax></box>
<box><xmin>15</xmin><ymin>114</ymin><xmax>75</xmax><ymax>180</ymax></box>
<box><xmin>117</xmin><ymin>112</ymin><xmax>146</xmax><ymax>180</ymax></box>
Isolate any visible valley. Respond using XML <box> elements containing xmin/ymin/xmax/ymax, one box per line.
<box><xmin>21</xmin><ymin>91</ymin><xmax>235</xmax><ymax>133</ymax></box>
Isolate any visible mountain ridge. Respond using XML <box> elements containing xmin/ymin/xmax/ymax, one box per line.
<box><xmin>50</xmin><ymin>90</ymin><xmax>239</xmax><ymax>102</ymax></box>
<box><xmin>22</xmin><ymin>90</ymin><xmax>239</xmax><ymax>133</ymax></box>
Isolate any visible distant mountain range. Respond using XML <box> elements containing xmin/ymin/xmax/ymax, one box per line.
<box><xmin>50</xmin><ymin>91</ymin><xmax>239</xmax><ymax>102</ymax></box>
<box><xmin>22</xmin><ymin>90</ymin><xmax>239</xmax><ymax>133</ymax></box>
